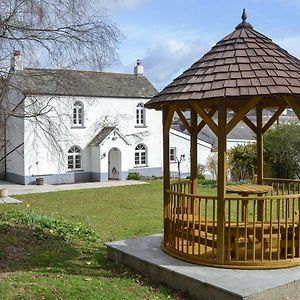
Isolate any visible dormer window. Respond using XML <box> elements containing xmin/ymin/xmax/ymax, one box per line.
<box><xmin>72</xmin><ymin>101</ymin><xmax>84</xmax><ymax>127</ymax></box>
<box><xmin>136</xmin><ymin>102</ymin><xmax>146</xmax><ymax>127</ymax></box>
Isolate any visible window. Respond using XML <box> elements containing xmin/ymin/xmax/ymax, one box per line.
<box><xmin>72</xmin><ymin>101</ymin><xmax>84</xmax><ymax>126</ymax></box>
<box><xmin>170</xmin><ymin>147</ymin><xmax>177</xmax><ymax>162</ymax></box>
<box><xmin>68</xmin><ymin>146</ymin><xmax>82</xmax><ymax>170</ymax></box>
<box><xmin>135</xmin><ymin>144</ymin><xmax>147</xmax><ymax>166</ymax></box>
<box><xmin>136</xmin><ymin>103</ymin><xmax>145</xmax><ymax>126</ymax></box>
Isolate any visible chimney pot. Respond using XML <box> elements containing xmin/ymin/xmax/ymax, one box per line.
<box><xmin>134</xmin><ymin>59</ymin><xmax>144</xmax><ymax>77</ymax></box>
<box><xmin>11</xmin><ymin>50</ymin><xmax>24</xmax><ymax>71</ymax></box>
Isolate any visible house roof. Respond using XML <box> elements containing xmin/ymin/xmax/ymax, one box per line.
<box><xmin>146</xmin><ymin>10</ymin><xmax>300</xmax><ymax>109</ymax></box>
<box><xmin>89</xmin><ymin>127</ymin><xmax>130</xmax><ymax>146</ymax></box>
<box><xmin>11</xmin><ymin>68</ymin><xmax>157</xmax><ymax>99</ymax></box>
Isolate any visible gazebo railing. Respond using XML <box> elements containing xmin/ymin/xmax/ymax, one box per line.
<box><xmin>166</xmin><ymin>189</ymin><xmax>218</xmax><ymax>262</ymax></box>
<box><xmin>263</xmin><ymin>178</ymin><xmax>300</xmax><ymax>195</ymax></box>
<box><xmin>224</xmin><ymin>194</ymin><xmax>300</xmax><ymax>265</ymax></box>
<box><xmin>163</xmin><ymin>180</ymin><xmax>300</xmax><ymax>268</ymax></box>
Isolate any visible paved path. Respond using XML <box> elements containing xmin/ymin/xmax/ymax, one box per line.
<box><xmin>0</xmin><ymin>180</ymin><xmax>147</xmax><ymax>196</ymax></box>
<box><xmin>0</xmin><ymin>197</ymin><xmax>22</xmax><ymax>204</ymax></box>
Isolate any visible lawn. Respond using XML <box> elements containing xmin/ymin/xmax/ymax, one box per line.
<box><xmin>0</xmin><ymin>180</ymin><xmax>209</xmax><ymax>300</ymax></box>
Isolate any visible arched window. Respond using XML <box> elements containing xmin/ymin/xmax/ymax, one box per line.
<box><xmin>68</xmin><ymin>146</ymin><xmax>82</xmax><ymax>170</ymax></box>
<box><xmin>73</xmin><ymin>101</ymin><xmax>84</xmax><ymax>126</ymax></box>
<box><xmin>135</xmin><ymin>144</ymin><xmax>147</xmax><ymax>166</ymax></box>
<box><xmin>136</xmin><ymin>102</ymin><xmax>145</xmax><ymax>126</ymax></box>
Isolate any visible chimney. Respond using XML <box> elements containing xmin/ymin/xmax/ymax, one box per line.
<box><xmin>11</xmin><ymin>50</ymin><xmax>23</xmax><ymax>71</ymax></box>
<box><xmin>134</xmin><ymin>59</ymin><xmax>144</xmax><ymax>77</ymax></box>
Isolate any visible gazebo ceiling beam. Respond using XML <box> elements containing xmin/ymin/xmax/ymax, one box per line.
<box><xmin>163</xmin><ymin>104</ymin><xmax>176</xmax><ymax>135</ymax></box>
<box><xmin>262</xmin><ymin>105</ymin><xmax>286</xmax><ymax>134</ymax></box>
<box><xmin>176</xmin><ymin>109</ymin><xmax>192</xmax><ymax>134</ymax></box>
<box><xmin>197</xmin><ymin>107</ymin><xmax>218</xmax><ymax>133</ymax></box>
<box><xmin>226</xmin><ymin>96</ymin><xmax>262</xmax><ymax>134</ymax></box>
<box><xmin>283</xmin><ymin>95</ymin><xmax>300</xmax><ymax>120</ymax></box>
<box><xmin>191</xmin><ymin>102</ymin><xmax>218</xmax><ymax>136</ymax></box>
<box><xmin>232</xmin><ymin>108</ymin><xmax>257</xmax><ymax>133</ymax></box>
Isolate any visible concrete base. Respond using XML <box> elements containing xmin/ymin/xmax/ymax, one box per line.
<box><xmin>107</xmin><ymin>234</ymin><xmax>300</xmax><ymax>300</ymax></box>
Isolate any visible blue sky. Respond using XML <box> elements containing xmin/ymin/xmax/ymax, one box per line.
<box><xmin>103</xmin><ymin>0</ymin><xmax>300</xmax><ymax>90</ymax></box>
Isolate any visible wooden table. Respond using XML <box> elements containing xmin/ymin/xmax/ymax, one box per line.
<box><xmin>226</xmin><ymin>184</ymin><xmax>273</xmax><ymax>196</ymax></box>
<box><xmin>226</xmin><ymin>184</ymin><xmax>273</xmax><ymax>222</ymax></box>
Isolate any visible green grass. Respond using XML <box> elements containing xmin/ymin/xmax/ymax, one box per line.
<box><xmin>0</xmin><ymin>180</ymin><xmax>197</xmax><ymax>300</ymax></box>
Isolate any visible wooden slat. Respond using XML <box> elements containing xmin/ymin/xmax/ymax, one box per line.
<box><xmin>262</xmin><ymin>105</ymin><xmax>286</xmax><ymax>134</ymax></box>
<box><xmin>191</xmin><ymin>102</ymin><xmax>218</xmax><ymax>135</ymax></box>
<box><xmin>226</xmin><ymin>96</ymin><xmax>262</xmax><ymax>134</ymax></box>
<box><xmin>163</xmin><ymin>107</ymin><xmax>172</xmax><ymax>245</ymax></box>
<box><xmin>176</xmin><ymin>109</ymin><xmax>192</xmax><ymax>134</ymax></box>
<box><xmin>216</xmin><ymin>101</ymin><xmax>227</xmax><ymax>264</ymax></box>
<box><xmin>257</xmin><ymin>104</ymin><xmax>264</xmax><ymax>222</ymax></box>
<box><xmin>253</xmin><ymin>200</ymin><xmax>256</xmax><ymax>261</ymax></box>
<box><xmin>190</xmin><ymin>109</ymin><xmax>198</xmax><ymax>197</ymax></box>
<box><xmin>197</xmin><ymin>107</ymin><xmax>217</xmax><ymax>133</ymax></box>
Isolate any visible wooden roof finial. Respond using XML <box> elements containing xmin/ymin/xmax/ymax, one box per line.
<box><xmin>242</xmin><ymin>8</ymin><xmax>247</xmax><ymax>22</ymax></box>
<box><xmin>235</xmin><ymin>8</ymin><xmax>253</xmax><ymax>29</ymax></box>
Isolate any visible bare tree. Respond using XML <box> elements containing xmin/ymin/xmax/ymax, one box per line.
<box><xmin>176</xmin><ymin>154</ymin><xmax>185</xmax><ymax>179</ymax></box>
<box><xmin>206</xmin><ymin>153</ymin><xmax>218</xmax><ymax>180</ymax></box>
<box><xmin>0</xmin><ymin>0</ymin><xmax>121</xmax><ymax>71</ymax></box>
<box><xmin>0</xmin><ymin>1</ymin><xmax>122</xmax><ymax>176</ymax></box>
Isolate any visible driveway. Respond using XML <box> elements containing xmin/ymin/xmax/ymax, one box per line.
<box><xmin>0</xmin><ymin>180</ymin><xmax>147</xmax><ymax>195</ymax></box>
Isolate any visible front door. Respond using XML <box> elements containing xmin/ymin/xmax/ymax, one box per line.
<box><xmin>108</xmin><ymin>148</ymin><xmax>121</xmax><ymax>180</ymax></box>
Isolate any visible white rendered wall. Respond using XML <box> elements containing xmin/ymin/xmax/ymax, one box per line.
<box><xmin>169</xmin><ymin>129</ymin><xmax>212</xmax><ymax>177</ymax></box>
<box><xmin>23</xmin><ymin>95</ymin><xmax>163</xmax><ymax>178</ymax></box>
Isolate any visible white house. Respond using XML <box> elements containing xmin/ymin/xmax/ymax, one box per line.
<box><xmin>2</xmin><ymin>52</ymin><xmax>213</xmax><ymax>185</ymax></box>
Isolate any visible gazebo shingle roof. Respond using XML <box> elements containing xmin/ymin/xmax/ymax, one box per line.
<box><xmin>146</xmin><ymin>13</ymin><xmax>300</xmax><ymax>109</ymax></box>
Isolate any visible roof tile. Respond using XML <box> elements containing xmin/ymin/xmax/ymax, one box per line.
<box><xmin>259</xmin><ymin>77</ymin><xmax>276</xmax><ymax>86</ymax></box>
<box><xmin>16</xmin><ymin>69</ymin><xmax>157</xmax><ymax>98</ymax></box>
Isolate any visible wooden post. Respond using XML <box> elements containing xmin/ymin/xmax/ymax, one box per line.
<box><xmin>163</xmin><ymin>106</ymin><xmax>173</xmax><ymax>245</ymax></box>
<box><xmin>216</xmin><ymin>101</ymin><xmax>227</xmax><ymax>265</ymax></box>
<box><xmin>190</xmin><ymin>108</ymin><xmax>198</xmax><ymax>195</ymax></box>
<box><xmin>257</xmin><ymin>104</ymin><xmax>264</xmax><ymax>221</ymax></box>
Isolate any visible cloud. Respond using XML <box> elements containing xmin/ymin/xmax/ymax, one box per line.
<box><xmin>141</xmin><ymin>39</ymin><xmax>207</xmax><ymax>91</ymax></box>
<box><xmin>109</xmin><ymin>37</ymin><xmax>210</xmax><ymax>91</ymax></box>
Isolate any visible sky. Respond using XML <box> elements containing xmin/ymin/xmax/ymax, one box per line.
<box><xmin>101</xmin><ymin>0</ymin><xmax>300</xmax><ymax>91</ymax></box>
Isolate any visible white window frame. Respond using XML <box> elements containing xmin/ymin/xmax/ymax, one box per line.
<box><xmin>68</xmin><ymin>146</ymin><xmax>82</xmax><ymax>170</ymax></box>
<box><xmin>135</xmin><ymin>143</ymin><xmax>147</xmax><ymax>166</ymax></box>
<box><xmin>72</xmin><ymin>101</ymin><xmax>84</xmax><ymax>127</ymax></box>
<box><xmin>170</xmin><ymin>147</ymin><xmax>177</xmax><ymax>163</ymax></box>
<box><xmin>136</xmin><ymin>102</ymin><xmax>146</xmax><ymax>127</ymax></box>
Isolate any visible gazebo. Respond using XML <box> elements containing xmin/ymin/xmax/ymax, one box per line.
<box><xmin>145</xmin><ymin>10</ymin><xmax>300</xmax><ymax>269</ymax></box>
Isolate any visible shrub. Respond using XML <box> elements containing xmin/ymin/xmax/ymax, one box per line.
<box><xmin>198</xmin><ymin>178</ymin><xmax>217</xmax><ymax>188</ymax></box>
<box><xmin>127</xmin><ymin>172</ymin><xmax>141</xmax><ymax>180</ymax></box>
<box><xmin>264</xmin><ymin>124</ymin><xmax>300</xmax><ymax>179</ymax></box>
<box><xmin>228</xmin><ymin>143</ymin><xmax>256</xmax><ymax>182</ymax></box>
